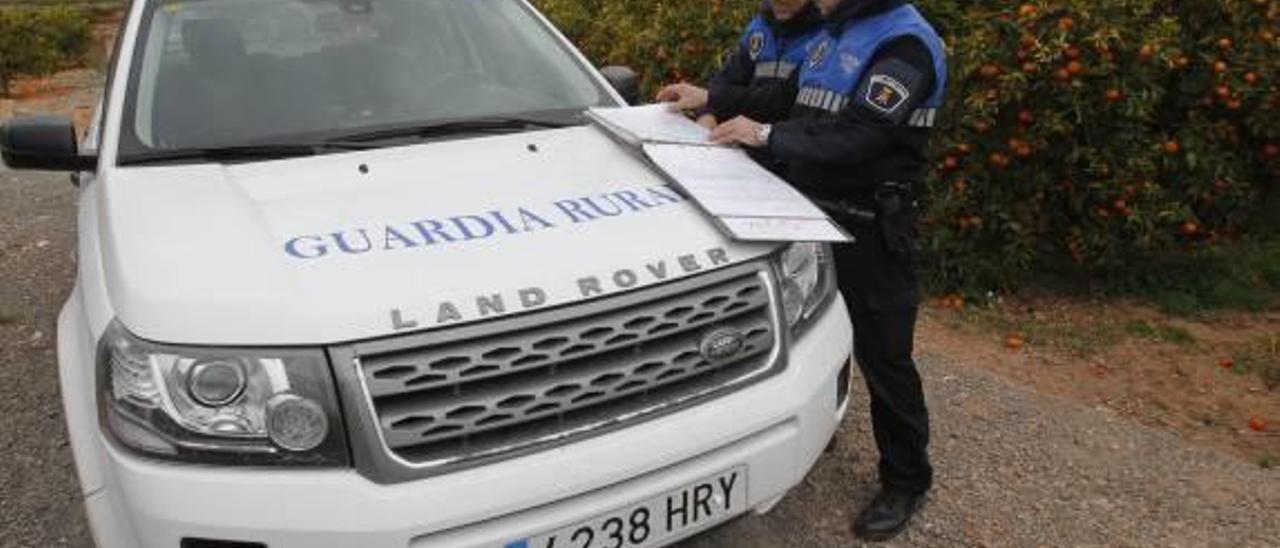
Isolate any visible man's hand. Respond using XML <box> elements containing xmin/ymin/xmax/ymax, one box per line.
<box><xmin>710</xmin><ymin>116</ymin><xmax>768</xmax><ymax>147</ymax></box>
<box><xmin>695</xmin><ymin>113</ymin><xmax>718</xmax><ymax>130</ymax></box>
<box><xmin>655</xmin><ymin>83</ymin><xmax>709</xmax><ymax>112</ymax></box>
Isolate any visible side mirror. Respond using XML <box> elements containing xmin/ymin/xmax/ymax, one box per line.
<box><xmin>0</xmin><ymin>116</ymin><xmax>96</xmax><ymax>171</ymax></box>
<box><xmin>600</xmin><ymin>66</ymin><xmax>640</xmax><ymax>106</ymax></box>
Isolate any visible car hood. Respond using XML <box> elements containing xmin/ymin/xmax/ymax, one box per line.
<box><xmin>99</xmin><ymin>126</ymin><xmax>777</xmax><ymax>345</ymax></box>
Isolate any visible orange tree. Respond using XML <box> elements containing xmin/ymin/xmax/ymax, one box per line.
<box><xmin>0</xmin><ymin>5</ymin><xmax>92</xmax><ymax>97</ymax></box>
<box><xmin>535</xmin><ymin>0</ymin><xmax>1279</xmax><ymax>291</ymax></box>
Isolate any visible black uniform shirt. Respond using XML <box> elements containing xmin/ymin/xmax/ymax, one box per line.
<box><xmin>708</xmin><ymin>0</ymin><xmax>941</xmax><ymax>200</ymax></box>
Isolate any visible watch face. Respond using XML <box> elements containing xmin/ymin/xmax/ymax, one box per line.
<box><xmin>756</xmin><ymin>124</ymin><xmax>771</xmax><ymax>146</ymax></box>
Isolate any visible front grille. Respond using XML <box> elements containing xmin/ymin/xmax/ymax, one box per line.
<box><xmin>341</xmin><ymin>263</ymin><xmax>782</xmax><ymax>477</ymax></box>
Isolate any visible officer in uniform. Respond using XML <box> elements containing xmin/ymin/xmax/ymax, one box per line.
<box><xmin>657</xmin><ymin>0</ymin><xmax>946</xmax><ymax>540</ymax></box>
<box><xmin>695</xmin><ymin>0</ymin><xmax>823</xmax><ymax>130</ymax></box>
<box><xmin>694</xmin><ymin>0</ymin><xmax>823</xmax><ymax>176</ymax></box>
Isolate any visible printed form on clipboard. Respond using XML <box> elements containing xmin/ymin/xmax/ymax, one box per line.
<box><xmin>586</xmin><ymin>105</ymin><xmax>852</xmax><ymax>243</ymax></box>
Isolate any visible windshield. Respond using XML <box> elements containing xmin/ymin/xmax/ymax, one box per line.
<box><xmin>118</xmin><ymin>0</ymin><xmax>610</xmax><ymax>159</ymax></box>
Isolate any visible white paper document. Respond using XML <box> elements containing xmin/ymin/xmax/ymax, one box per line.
<box><xmin>643</xmin><ymin>144</ymin><xmax>849</xmax><ymax>243</ymax></box>
<box><xmin>717</xmin><ymin>216</ymin><xmax>851</xmax><ymax>243</ymax></box>
<box><xmin>586</xmin><ymin>104</ymin><xmax>715</xmax><ymax>147</ymax></box>
<box><xmin>586</xmin><ymin>105</ymin><xmax>851</xmax><ymax>243</ymax></box>
<box><xmin>642</xmin><ymin>144</ymin><xmax>824</xmax><ymax>219</ymax></box>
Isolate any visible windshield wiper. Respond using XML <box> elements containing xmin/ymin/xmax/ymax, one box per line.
<box><xmin>327</xmin><ymin>115</ymin><xmax>579</xmax><ymax>144</ymax></box>
<box><xmin>118</xmin><ymin>115</ymin><xmax>581</xmax><ymax>165</ymax></box>
<box><xmin>119</xmin><ymin>142</ymin><xmax>379</xmax><ymax>166</ymax></box>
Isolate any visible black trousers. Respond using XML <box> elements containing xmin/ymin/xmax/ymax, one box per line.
<box><xmin>832</xmin><ymin>217</ymin><xmax>933</xmax><ymax>496</ymax></box>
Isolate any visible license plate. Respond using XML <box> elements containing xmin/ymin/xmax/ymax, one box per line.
<box><xmin>506</xmin><ymin>466</ymin><xmax>747</xmax><ymax>548</ymax></box>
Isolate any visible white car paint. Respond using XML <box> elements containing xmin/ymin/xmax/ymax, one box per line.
<box><xmin>44</xmin><ymin>0</ymin><xmax>856</xmax><ymax>546</ymax></box>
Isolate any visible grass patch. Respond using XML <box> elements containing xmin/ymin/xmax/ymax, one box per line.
<box><xmin>952</xmin><ymin>307</ymin><xmax>1199</xmax><ymax>358</ymax></box>
<box><xmin>1236</xmin><ymin>333</ymin><xmax>1280</xmax><ymax>390</ymax></box>
<box><xmin>1123</xmin><ymin>320</ymin><xmax>1196</xmax><ymax>345</ymax></box>
<box><xmin>965</xmin><ymin>308</ymin><xmax>1125</xmax><ymax>357</ymax></box>
<box><xmin>1133</xmin><ymin>241</ymin><xmax>1280</xmax><ymax>315</ymax></box>
<box><xmin>1024</xmin><ymin>240</ymin><xmax>1280</xmax><ymax>316</ymax></box>
<box><xmin>1022</xmin><ymin>321</ymin><xmax>1125</xmax><ymax>356</ymax></box>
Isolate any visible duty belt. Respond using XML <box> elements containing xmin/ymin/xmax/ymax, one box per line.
<box><xmin>812</xmin><ymin>182</ymin><xmax>914</xmax><ymax>226</ymax></box>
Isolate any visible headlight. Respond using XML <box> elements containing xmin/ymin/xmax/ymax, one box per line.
<box><xmin>776</xmin><ymin>242</ymin><xmax>837</xmax><ymax>333</ymax></box>
<box><xmin>97</xmin><ymin>321</ymin><xmax>348</xmax><ymax>466</ymax></box>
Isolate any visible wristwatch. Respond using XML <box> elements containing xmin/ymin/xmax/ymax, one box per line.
<box><xmin>755</xmin><ymin>123</ymin><xmax>772</xmax><ymax>148</ymax></box>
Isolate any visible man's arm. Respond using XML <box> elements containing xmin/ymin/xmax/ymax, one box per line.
<box><xmin>707</xmin><ymin>37</ymin><xmax>756</xmax><ymax>89</ymax></box>
<box><xmin>768</xmin><ymin>36</ymin><xmax>935</xmax><ymax>166</ymax></box>
<box><xmin>695</xmin><ymin>35</ymin><xmax>759</xmax><ymax>126</ymax></box>
<box><xmin>707</xmin><ymin>71</ymin><xmax>800</xmax><ymax>124</ymax></box>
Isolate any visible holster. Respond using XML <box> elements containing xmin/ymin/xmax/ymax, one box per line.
<box><xmin>814</xmin><ymin>198</ymin><xmax>877</xmax><ymax>227</ymax></box>
<box><xmin>813</xmin><ymin>182</ymin><xmax>915</xmax><ymax>256</ymax></box>
<box><xmin>875</xmin><ymin>182</ymin><xmax>913</xmax><ymax>257</ymax></box>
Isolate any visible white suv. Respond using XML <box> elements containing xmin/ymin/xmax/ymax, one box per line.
<box><xmin>0</xmin><ymin>0</ymin><xmax>854</xmax><ymax>546</ymax></box>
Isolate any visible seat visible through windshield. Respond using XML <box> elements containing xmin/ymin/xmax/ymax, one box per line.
<box><xmin>124</xmin><ymin>0</ymin><xmax>605</xmax><ymax>153</ymax></box>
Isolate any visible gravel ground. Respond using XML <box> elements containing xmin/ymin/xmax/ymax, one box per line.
<box><xmin>1</xmin><ymin>165</ymin><xmax>1278</xmax><ymax>548</ymax></box>
<box><xmin>688</xmin><ymin>355</ymin><xmax>1280</xmax><ymax>547</ymax></box>
<box><xmin>0</xmin><ymin>165</ymin><xmax>87</xmax><ymax>547</ymax></box>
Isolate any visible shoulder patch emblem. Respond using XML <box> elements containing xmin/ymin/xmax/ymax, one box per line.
<box><xmin>808</xmin><ymin>39</ymin><xmax>831</xmax><ymax>69</ymax></box>
<box><xmin>864</xmin><ymin>74</ymin><xmax>910</xmax><ymax>114</ymax></box>
<box><xmin>748</xmin><ymin>32</ymin><xmax>765</xmax><ymax>61</ymax></box>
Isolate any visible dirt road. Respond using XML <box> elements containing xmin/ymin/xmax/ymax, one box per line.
<box><xmin>3</xmin><ymin>163</ymin><xmax>1278</xmax><ymax>547</ymax></box>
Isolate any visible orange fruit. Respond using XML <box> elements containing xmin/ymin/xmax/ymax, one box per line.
<box><xmin>980</xmin><ymin>64</ymin><xmax>1002</xmax><ymax>78</ymax></box>
<box><xmin>1018</xmin><ymin>4</ymin><xmax>1037</xmax><ymax>17</ymax></box>
<box><xmin>1054</xmin><ymin>68</ymin><xmax>1072</xmax><ymax>82</ymax></box>
<box><xmin>1213</xmin><ymin>60</ymin><xmax>1228</xmax><ymax>74</ymax></box>
<box><xmin>1138</xmin><ymin>44</ymin><xmax>1155</xmax><ymax>60</ymax></box>
<box><xmin>1105</xmin><ymin>88</ymin><xmax>1123</xmax><ymax>102</ymax></box>
<box><xmin>1058</xmin><ymin>17</ymin><xmax>1075</xmax><ymax>31</ymax></box>
<box><xmin>1018</xmin><ymin>109</ymin><xmax>1035</xmax><ymax>125</ymax></box>
<box><xmin>1244</xmin><ymin>72</ymin><xmax>1259</xmax><ymax>85</ymax></box>
<box><xmin>1005</xmin><ymin>333</ymin><xmax>1026</xmax><ymax>350</ymax></box>
<box><xmin>1217</xmin><ymin>37</ymin><xmax>1233</xmax><ymax>50</ymax></box>
<box><xmin>1066</xmin><ymin>60</ymin><xmax>1084</xmax><ymax>75</ymax></box>
<box><xmin>1065</xmin><ymin>45</ymin><xmax>1082</xmax><ymax>60</ymax></box>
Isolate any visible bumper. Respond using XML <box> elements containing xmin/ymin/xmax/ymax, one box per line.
<box><xmin>71</xmin><ymin>298</ymin><xmax>853</xmax><ymax>548</ymax></box>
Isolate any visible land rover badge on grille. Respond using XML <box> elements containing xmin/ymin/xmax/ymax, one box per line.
<box><xmin>699</xmin><ymin>328</ymin><xmax>747</xmax><ymax>363</ymax></box>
